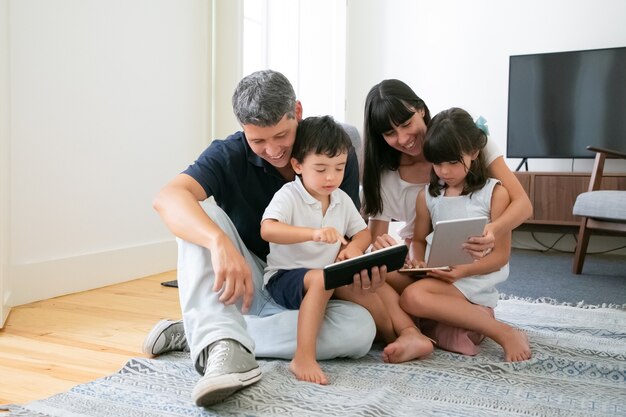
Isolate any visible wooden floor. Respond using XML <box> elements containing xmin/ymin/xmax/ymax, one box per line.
<box><xmin>0</xmin><ymin>271</ymin><xmax>181</xmax><ymax>406</ymax></box>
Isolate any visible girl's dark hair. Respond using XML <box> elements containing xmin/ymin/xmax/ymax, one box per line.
<box><xmin>291</xmin><ymin>116</ymin><xmax>352</xmax><ymax>163</ymax></box>
<box><xmin>423</xmin><ymin>107</ymin><xmax>488</xmax><ymax>197</ymax></box>
<box><xmin>362</xmin><ymin>79</ymin><xmax>431</xmax><ymax>216</ymax></box>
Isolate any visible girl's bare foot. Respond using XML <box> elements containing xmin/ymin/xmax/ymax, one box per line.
<box><xmin>501</xmin><ymin>328</ymin><xmax>531</xmax><ymax>362</ymax></box>
<box><xmin>289</xmin><ymin>354</ymin><xmax>328</xmax><ymax>385</ymax></box>
<box><xmin>382</xmin><ymin>327</ymin><xmax>434</xmax><ymax>363</ymax></box>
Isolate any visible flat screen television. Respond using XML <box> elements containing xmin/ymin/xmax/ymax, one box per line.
<box><xmin>507</xmin><ymin>46</ymin><xmax>626</xmax><ymax>159</ymax></box>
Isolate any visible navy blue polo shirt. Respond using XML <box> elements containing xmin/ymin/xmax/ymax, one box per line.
<box><xmin>183</xmin><ymin>131</ymin><xmax>361</xmax><ymax>262</ymax></box>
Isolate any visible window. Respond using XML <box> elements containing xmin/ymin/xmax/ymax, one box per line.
<box><xmin>243</xmin><ymin>0</ymin><xmax>346</xmax><ymax>121</ymax></box>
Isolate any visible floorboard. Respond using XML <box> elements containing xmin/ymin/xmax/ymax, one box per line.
<box><xmin>0</xmin><ymin>271</ymin><xmax>181</xmax><ymax>406</ymax></box>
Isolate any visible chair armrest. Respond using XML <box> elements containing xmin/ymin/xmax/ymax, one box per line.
<box><xmin>587</xmin><ymin>146</ymin><xmax>626</xmax><ymax>160</ymax></box>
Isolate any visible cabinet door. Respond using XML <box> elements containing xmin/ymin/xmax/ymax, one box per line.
<box><xmin>533</xmin><ymin>175</ymin><xmax>588</xmax><ymax>224</ymax></box>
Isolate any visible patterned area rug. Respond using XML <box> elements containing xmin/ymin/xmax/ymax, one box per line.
<box><xmin>3</xmin><ymin>299</ymin><xmax>625</xmax><ymax>417</ymax></box>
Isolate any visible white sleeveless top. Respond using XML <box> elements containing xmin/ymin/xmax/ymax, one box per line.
<box><xmin>424</xmin><ymin>178</ymin><xmax>508</xmax><ymax>308</ymax></box>
<box><xmin>369</xmin><ymin>138</ymin><xmax>502</xmax><ymax>241</ymax></box>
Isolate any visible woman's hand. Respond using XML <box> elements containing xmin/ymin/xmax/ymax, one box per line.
<box><xmin>372</xmin><ymin>233</ymin><xmax>398</xmax><ymax>251</ymax></box>
<box><xmin>462</xmin><ymin>226</ymin><xmax>495</xmax><ymax>260</ymax></box>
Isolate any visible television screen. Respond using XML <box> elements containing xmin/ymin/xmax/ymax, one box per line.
<box><xmin>507</xmin><ymin>47</ymin><xmax>626</xmax><ymax>159</ymax></box>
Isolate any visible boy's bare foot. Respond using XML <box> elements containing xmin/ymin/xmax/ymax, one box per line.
<box><xmin>501</xmin><ymin>328</ymin><xmax>532</xmax><ymax>362</ymax></box>
<box><xmin>289</xmin><ymin>354</ymin><xmax>328</xmax><ymax>385</ymax></box>
<box><xmin>382</xmin><ymin>327</ymin><xmax>434</xmax><ymax>363</ymax></box>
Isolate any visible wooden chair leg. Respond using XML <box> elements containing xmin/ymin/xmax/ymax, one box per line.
<box><xmin>573</xmin><ymin>217</ymin><xmax>592</xmax><ymax>274</ymax></box>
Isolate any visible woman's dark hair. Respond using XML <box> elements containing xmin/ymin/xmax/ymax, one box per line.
<box><xmin>291</xmin><ymin>116</ymin><xmax>352</xmax><ymax>163</ymax></box>
<box><xmin>423</xmin><ymin>107</ymin><xmax>488</xmax><ymax>197</ymax></box>
<box><xmin>362</xmin><ymin>79</ymin><xmax>431</xmax><ymax>217</ymax></box>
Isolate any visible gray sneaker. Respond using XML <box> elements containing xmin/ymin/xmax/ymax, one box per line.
<box><xmin>192</xmin><ymin>339</ymin><xmax>262</xmax><ymax>407</ymax></box>
<box><xmin>142</xmin><ymin>319</ymin><xmax>188</xmax><ymax>356</ymax></box>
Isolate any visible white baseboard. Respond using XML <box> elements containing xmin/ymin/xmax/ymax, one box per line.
<box><xmin>0</xmin><ymin>305</ymin><xmax>9</xmax><ymax>328</ymax></box>
<box><xmin>8</xmin><ymin>240</ymin><xmax>177</xmax><ymax>307</ymax></box>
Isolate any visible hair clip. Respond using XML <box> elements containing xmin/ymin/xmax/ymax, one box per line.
<box><xmin>475</xmin><ymin>116</ymin><xmax>490</xmax><ymax>136</ymax></box>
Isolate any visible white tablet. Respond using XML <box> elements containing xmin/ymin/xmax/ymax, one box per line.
<box><xmin>425</xmin><ymin>216</ymin><xmax>488</xmax><ymax>267</ymax></box>
<box><xmin>323</xmin><ymin>244</ymin><xmax>408</xmax><ymax>290</ymax></box>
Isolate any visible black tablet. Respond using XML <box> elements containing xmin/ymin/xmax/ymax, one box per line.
<box><xmin>323</xmin><ymin>244</ymin><xmax>408</xmax><ymax>290</ymax></box>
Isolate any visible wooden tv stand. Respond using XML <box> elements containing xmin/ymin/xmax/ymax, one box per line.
<box><xmin>514</xmin><ymin>171</ymin><xmax>626</xmax><ymax>227</ymax></box>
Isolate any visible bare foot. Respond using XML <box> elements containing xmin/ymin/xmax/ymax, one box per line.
<box><xmin>501</xmin><ymin>328</ymin><xmax>532</xmax><ymax>362</ymax></box>
<box><xmin>382</xmin><ymin>327</ymin><xmax>434</xmax><ymax>363</ymax></box>
<box><xmin>289</xmin><ymin>354</ymin><xmax>328</xmax><ymax>385</ymax></box>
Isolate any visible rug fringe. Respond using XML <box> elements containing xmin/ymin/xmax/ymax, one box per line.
<box><xmin>499</xmin><ymin>293</ymin><xmax>626</xmax><ymax>310</ymax></box>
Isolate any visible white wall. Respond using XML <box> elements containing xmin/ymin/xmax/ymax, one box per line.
<box><xmin>5</xmin><ymin>0</ymin><xmax>211</xmax><ymax>308</ymax></box>
<box><xmin>346</xmin><ymin>0</ymin><xmax>626</xmax><ymax>173</ymax></box>
<box><xmin>345</xmin><ymin>0</ymin><xmax>626</xmax><ymax>254</ymax></box>
<box><xmin>1</xmin><ymin>0</ymin><xmax>10</xmax><ymax>324</ymax></box>
<box><xmin>212</xmin><ymin>0</ymin><xmax>242</xmax><ymax>139</ymax></box>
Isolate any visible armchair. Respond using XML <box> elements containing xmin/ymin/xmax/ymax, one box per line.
<box><xmin>572</xmin><ymin>146</ymin><xmax>626</xmax><ymax>274</ymax></box>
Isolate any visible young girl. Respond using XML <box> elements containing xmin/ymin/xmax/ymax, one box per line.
<box><xmin>261</xmin><ymin>116</ymin><xmax>434</xmax><ymax>385</ymax></box>
<box><xmin>400</xmin><ymin>107</ymin><xmax>531</xmax><ymax>362</ymax></box>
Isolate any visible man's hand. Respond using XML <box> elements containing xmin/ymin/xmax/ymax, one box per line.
<box><xmin>352</xmin><ymin>265</ymin><xmax>387</xmax><ymax>292</ymax></box>
<box><xmin>210</xmin><ymin>236</ymin><xmax>254</xmax><ymax>313</ymax></box>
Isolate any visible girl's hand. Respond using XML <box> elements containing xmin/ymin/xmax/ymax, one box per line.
<box><xmin>427</xmin><ymin>265</ymin><xmax>468</xmax><ymax>283</ymax></box>
<box><xmin>313</xmin><ymin>227</ymin><xmax>349</xmax><ymax>245</ymax></box>
<box><xmin>462</xmin><ymin>227</ymin><xmax>495</xmax><ymax>260</ymax></box>
<box><xmin>403</xmin><ymin>259</ymin><xmax>427</xmax><ymax>269</ymax></box>
<box><xmin>372</xmin><ymin>233</ymin><xmax>398</xmax><ymax>251</ymax></box>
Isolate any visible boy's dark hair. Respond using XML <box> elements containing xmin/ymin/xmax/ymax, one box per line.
<box><xmin>291</xmin><ymin>116</ymin><xmax>352</xmax><ymax>163</ymax></box>
<box><xmin>423</xmin><ymin>107</ymin><xmax>489</xmax><ymax>197</ymax></box>
<box><xmin>362</xmin><ymin>79</ymin><xmax>431</xmax><ymax>216</ymax></box>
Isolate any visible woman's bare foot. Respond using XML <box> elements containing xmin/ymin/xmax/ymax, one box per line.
<box><xmin>289</xmin><ymin>354</ymin><xmax>328</xmax><ymax>385</ymax></box>
<box><xmin>501</xmin><ymin>328</ymin><xmax>531</xmax><ymax>362</ymax></box>
<box><xmin>382</xmin><ymin>327</ymin><xmax>434</xmax><ymax>363</ymax></box>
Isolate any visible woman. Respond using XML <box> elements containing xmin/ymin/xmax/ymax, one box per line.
<box><xmin>362</xmin><ymin>79</ymin><xmax>532</xmax><ymax>255</ymax></box>
<box><xmin>361</xmin><ymin>79</ymin><xmax>533</xmax><ymax>356</ymax></box>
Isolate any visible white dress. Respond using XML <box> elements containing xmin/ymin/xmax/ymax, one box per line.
<box><xmin>424</xmin><ymin>178</ymin><xmax>509</xmax><ymax>308</ymax></box>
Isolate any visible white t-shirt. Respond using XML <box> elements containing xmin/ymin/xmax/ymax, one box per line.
<box><xmin>262</xmin><ymin>176</ymin><xmax>367</xmax><ymax>286</ymax></box>
<box><xmin>369</xmin><ymin>138</ymin><xmax>501</xmax><ymax>240</ymax></box>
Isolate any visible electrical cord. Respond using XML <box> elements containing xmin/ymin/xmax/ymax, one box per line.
<box><xmin>528</xmin><ymin>231</ymin><xmax>626</xmax><ymax>255</ymax></box>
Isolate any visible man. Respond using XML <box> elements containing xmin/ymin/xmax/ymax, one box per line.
<box><xmin>147</xmin><ymin>70</ymin><xmax>383</xmax><ymax>407</ymax></box>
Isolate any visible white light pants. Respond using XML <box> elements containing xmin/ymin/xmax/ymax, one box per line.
<box><xmin>176</xmin><ymin>202</ymin><xmax>376</xmax><ymax>374</ymax></box>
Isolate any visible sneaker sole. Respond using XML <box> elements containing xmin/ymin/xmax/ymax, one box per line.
<box><xmin>193</xmin><ymin>367</ymin><xmax>262</xmax><ymax>407</ymax></box>
<box><xmin>141</xmin><ymin>319</ymin><xmax>180</xmax><ymax>356</ymax></box>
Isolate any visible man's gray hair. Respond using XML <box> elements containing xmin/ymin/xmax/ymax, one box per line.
<box><xmin>232</xmin><ymin>70</ymin><xmax>297</xmax><ymax>127</ymax></box>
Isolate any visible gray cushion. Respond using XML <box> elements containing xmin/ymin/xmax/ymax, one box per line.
<box><xmin>341</xmin><ymin>123</ymin><xmax>362</xmax><ymax>169</ymax></box>
<box><xmin>573</xmin><ymin>190</ymin><xmax>626</xmax><ymax>222</ymax></box>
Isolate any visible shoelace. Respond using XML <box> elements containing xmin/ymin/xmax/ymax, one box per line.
<box><xmin>164</xmin><ymin>331</ymin><xmax>188</xmax><ymax>351</ymax></box>
<box><xmin>205</xmin><ymin>341</ymin><xmax>231</xmax><ymax>370</ymax></box>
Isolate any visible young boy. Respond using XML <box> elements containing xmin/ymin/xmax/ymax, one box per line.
<box><xmin>261</xmin><ymin>116</ymin><xmax>434</xmax><ymax>385</ymax></box>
